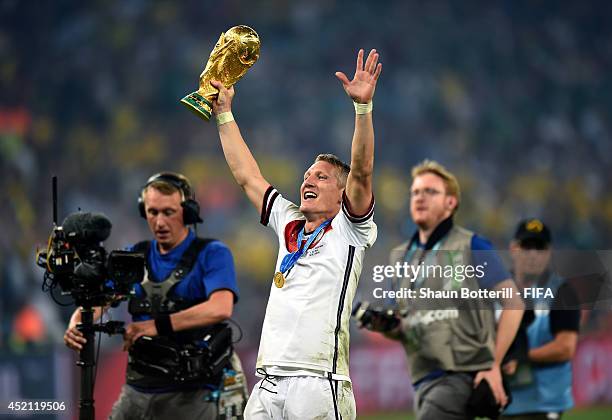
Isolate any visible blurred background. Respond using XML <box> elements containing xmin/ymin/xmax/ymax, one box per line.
<box><xmin>2</xmin><ymin>0</ymin><xmax>612</xmax><ymax>418</ymax></box>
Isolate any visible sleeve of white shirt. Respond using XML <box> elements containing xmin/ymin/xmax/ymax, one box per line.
<box><xmin>332</xmin><ymin>191</ymin><xmax>377</xmax><ymax>248</ymax></box>
<box><xmin>260</xmin><ymin>185</ymin><xmax>303</xmax><ymax>235</ymax></box>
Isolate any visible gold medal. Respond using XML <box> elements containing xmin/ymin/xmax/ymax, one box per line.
<box><xmin>273</xmin><ymin>272</ymin><xmax>285</xmax><ymax>288</ymax></box>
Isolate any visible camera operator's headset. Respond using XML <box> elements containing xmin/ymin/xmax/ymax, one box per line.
<box><xmin>138</xmin><ymin>172</ymin><xmax>203</xmax><ymax>225</ymax></box>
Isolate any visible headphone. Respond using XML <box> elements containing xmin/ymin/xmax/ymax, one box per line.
<box><xmin>138</xmin><ymin>172</ymin><xmax>203</xmax><ymax>225</ymax></box>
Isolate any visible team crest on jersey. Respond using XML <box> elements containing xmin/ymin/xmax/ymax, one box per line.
<box><xmin>306</xmin><ymin>242</ymin><xmax>325</xmax><ymax>257</ymax></box>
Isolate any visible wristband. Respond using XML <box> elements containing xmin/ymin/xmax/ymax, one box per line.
<box><xmin>154</xmin><ymin>314</ymin><xmax>174</xmax><ymax>336</ymax></box>
<box><xmin>353</xmin><ymin>101</ymin><xmax>373</xmax><ymax>115</ymax></box>
<box><xmin>215</xmin><ymin>111</ymin><xmax>235</xmax><ymax>126</ymax></box>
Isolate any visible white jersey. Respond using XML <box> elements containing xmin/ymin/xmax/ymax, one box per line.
<box><xmin>256</xmin><ymin>186</ymin><xmax>377</xmax><ymax>381</ymax></box>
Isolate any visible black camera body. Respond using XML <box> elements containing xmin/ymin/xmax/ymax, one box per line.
<box><xmin>351</xmin><ymin>301</ymin><xmax>405</xmax><ymax>332</ymax></box>
<box><xmin>37</xmin><ymin>212</ymin><xmax>144</xmax><ymax>307</ymax></box>
<box><xmin>36</xmin><ymin>177</ymin><xmax>147</xmax><ymax>420</ymax></box>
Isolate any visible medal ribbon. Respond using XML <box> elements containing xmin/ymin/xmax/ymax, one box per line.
<box><xmin>279</xmin><ymin>219</ymin><xmax>331</xmax><ymax>275</ymax></box>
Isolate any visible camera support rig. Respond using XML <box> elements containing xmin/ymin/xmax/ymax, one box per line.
<box><xmin>36</xmin><ymin>176</ymin><xmax>143</xmax><ymax>420</ymax></box>
<box><xmin>75</xmin><ymin>308</ymin><xmax>125</xmax><ymax>420</ymax></box>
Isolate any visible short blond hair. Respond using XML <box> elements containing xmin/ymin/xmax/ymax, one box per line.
<box><xmin>143</xmin><ymin>180</ymin><xmax>180</xmax><ymax>198</ymax></box>
<box><xmin>314</xmin><ymin>154</ymin><xmax>350</xmax><ymax>188</ymax></box>
<box><xmin>411</xmin><ymin>159</ymin><xmax>461</xmax><ymax>209</ymax></box>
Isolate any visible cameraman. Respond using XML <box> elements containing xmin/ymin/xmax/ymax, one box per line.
<box><xmin>63</xmin><ymin>172</ymin><xmax>239</xmax><ymax>420</ymax></box>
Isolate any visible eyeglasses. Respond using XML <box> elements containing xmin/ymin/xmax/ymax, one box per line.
<box><xmin>409</xmin><ymin>187</ymin><xmax>442</xmax><ymax>199</ymax></box>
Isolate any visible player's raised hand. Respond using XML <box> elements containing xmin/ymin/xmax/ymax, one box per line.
<box><xmin>335</xmin><ymin>48</ymin><xmax>382</xmax><ymax>104</ymax></box>
<box><xmin>210</xmin><ymin>80</ymin><xmax>235</xmax><ymax>115</ymax></box>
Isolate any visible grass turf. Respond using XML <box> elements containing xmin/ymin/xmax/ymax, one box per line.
<box><xmin>357</xmin><ymin>406</ymin><xmax>612</xmax><ymax>420</ymax></box>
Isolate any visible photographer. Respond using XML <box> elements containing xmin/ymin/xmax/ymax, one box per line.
<box><xmin>63</xmin><ymin>172</ymin><xmax>239</xmax><ymax>420</ymax></box>
<box><xmin>369</xmin><ymin>160</ymin><xmax>524</xmax><ymax>420</ymax></box>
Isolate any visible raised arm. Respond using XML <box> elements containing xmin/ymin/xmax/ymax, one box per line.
<box><xmin>335</xmin><ymin>49</ymin><xmax>382</xmax><ymax>215</ymax></box>
<box><xmin>210</xmin><ymin>80</ymin><xmax>270</xmax><ymax>213</ymax></box>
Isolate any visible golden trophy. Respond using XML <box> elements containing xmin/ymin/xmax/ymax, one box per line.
<box><xmin>181</xmin><ymin>25</ymin><xmax>260</xmax><ymax>120</ymax></box>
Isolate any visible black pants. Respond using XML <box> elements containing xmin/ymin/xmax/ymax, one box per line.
<box><xmin>414</xmin><ymin>372</ymin><xmax>474</xmax><ymax>420</ymax></box>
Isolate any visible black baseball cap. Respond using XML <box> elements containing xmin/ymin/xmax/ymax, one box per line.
<box><xmin>514</xmin><ymin>218</ymin><xmax>551</xmax><ymax>248</ymax></box>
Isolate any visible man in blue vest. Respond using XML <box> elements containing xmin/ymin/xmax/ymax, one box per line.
<box><xmin>63</xmin><ymin>172</ymin><xmax>241</xmax><ymax>420</ymax></box>
<box><xmin>502</xmin><ymin>219</ymin><xmax>580</xmax><ymax>420</ymax></box>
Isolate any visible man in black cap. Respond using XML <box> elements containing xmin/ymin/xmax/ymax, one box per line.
<box><xmin>510</xmin><ymin>219</ymin><xmax>553</xmax><ymax>286</ymax></box>
<box><xmin>502</xmin><ymin>218</ymin><xmax>581</xmax><ymax>419</ymax></box>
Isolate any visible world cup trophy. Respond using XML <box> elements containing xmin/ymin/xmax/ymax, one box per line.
<box><xmin>181</xmin><ymin>25</ymin><xmax>260</xmax><ymax>120</ymax></box>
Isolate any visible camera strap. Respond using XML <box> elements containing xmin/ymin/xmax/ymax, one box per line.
<box><xmin>129</xmin><ymin>237</ymin><xmax>215</xmax><ymax>317</ymax></box>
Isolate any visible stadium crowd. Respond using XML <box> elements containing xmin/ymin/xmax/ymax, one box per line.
<box><xmin>1</xmin><ymin>2</ymin><xmax>612</xmax><ymax>410</ymax></box>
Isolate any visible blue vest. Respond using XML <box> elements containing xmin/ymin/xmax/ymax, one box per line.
<box><xmin>504</xmin><ymin>274</ymin><xmax>574</xmax><ymax>414</ymax></box>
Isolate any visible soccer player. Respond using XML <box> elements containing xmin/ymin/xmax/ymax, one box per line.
<box><xmin>209</xmin><ymin>48</ymin><xmax>382</xmax><ymax>420</ymax></box>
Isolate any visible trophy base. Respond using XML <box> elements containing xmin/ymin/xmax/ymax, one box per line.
<box><xmin>180</xmin><ymin>92</ymin><xmax>213</xmax><ymax>121</ymax></box>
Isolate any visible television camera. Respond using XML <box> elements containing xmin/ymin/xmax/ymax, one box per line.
<box><xmin>35</xmin><ymin>177</ymin><xmax>144</xmax><ymax>420</ymax></box>
<box><xmin>36</xmin><ymin>210</ymin><xmax>144</xmax><ymax>308</ymax></box>
<box><xmin>351</xmin><ymin>301</ymin><xmax>407</xmax><ymax>332</ymax></box>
